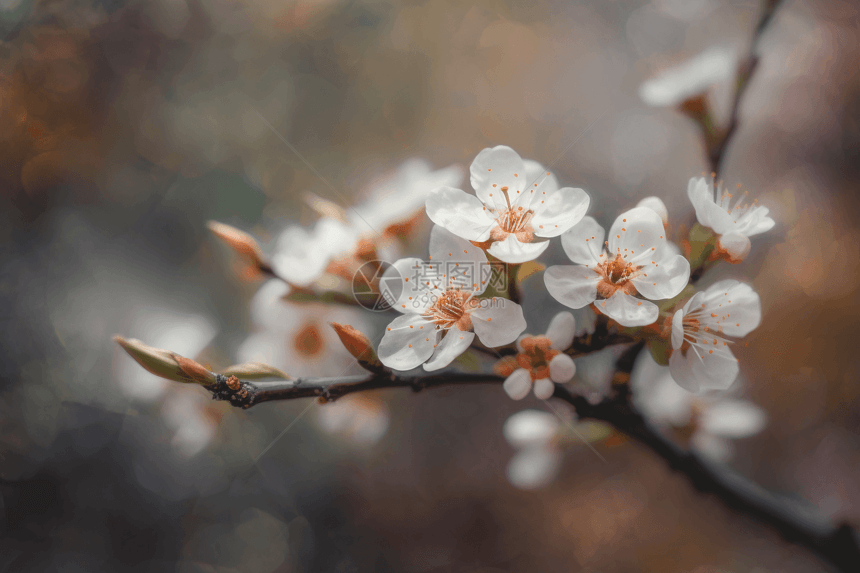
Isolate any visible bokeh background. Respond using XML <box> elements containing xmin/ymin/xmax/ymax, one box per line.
<box><xmin>2</xmin><ymin>0</ymin><xmax>859</xmax><ymax>571</ymax></box>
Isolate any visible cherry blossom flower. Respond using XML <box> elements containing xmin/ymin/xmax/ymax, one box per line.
<box><xmin>425</xmin><ymin>146</ymin><xmax>590</xmax><ymax>263</ymax></box>
<box><xmin>669</xmin><ymin>279</ymin><xmax>762</xmax><ymax>392</ymax></box>
<box><xmin>545</xmin><ymin>207</ymin><xmax>691</xmax><ymax>327</ymax></box>
<box><xmin>636</xmin><ymin>196</ymin><xmax>669</xmax><ymax>227</ymax></box>
<box><xmin>687</xmin><ymin>176</ymin><xmax>775</xmax><ymax>262</ymax></box>
<box><xmin>495</xmin><ymin>312</ymin><xmax>577</xmax><ymax>400</ymax></box>
<box><xmin>377</xmin><ymin>226</ymin><xmax>527</xmax><ymax>371</ymax></box>
<box><xmin>238</xmin><ymin>279</ymin><xmax>370</xmax><ymax>378</ymax></box>
<box><xmin>272</xmin><ymin>159</ymin><xmax>463</xmax><ymax>286</ymax></box>
<box><xmin>503</xmin><ymin>410</ymin><xmax>563</xmax><ymax>489</ymax></box>
<box><xmin>639</xmin><ymin>46</ymin><xmax>736</xmax><ymax>108</ymax></box>
<box><xmin>633</xmin><ymin>352</ymin><xmax>767</xmax><ymax>462</ymax></box>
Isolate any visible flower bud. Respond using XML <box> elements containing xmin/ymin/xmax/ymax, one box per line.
<box><xmin>114</xmin><ymin>336</ymin><xmax>194</xmax><ymax>384</ymax></box>
<box><xmin>221</xmin><ymin>362</ymin><xmax>290</xmax><ymax>380</ymax></box>
<box><xmin>549</xmin><ymin>353</ymin><xmax>576</xmax><ymax>383</ymax></box>
<box><xmin>545</xmin><ymin>312</ymin><xmax>575</xmax><ymax>351</ymax></box>
<box><xmin>717</xmin><ymin>232</ymin><xmax>751</xmax><ymax>263</ymax></box>
<box><xmin>174</xmin><ymin>354</ymin><xmax>217</xmax><ymax>385</ymax></box>
<box><xmin>207</xmin><ymin>221</ymin><xmax>267</xmax><ymax>269</ymax></box>
<box><xmin>503</xmin><ymin>368</ymin><xmax>532</xmax><ymax>400</ymax></box>
<box><xmin>303</xmin><ymin>191</ymin><xmax>349</xmax><ymax>223</ymax></box>
<box><xmin>533</xmin><ymin>378</ymin><xmax>555</xmax><ymax>400</ymax></box>
<box><xmin>636</xmin><ymin>196</ymin><xmax>669</xmax><ymax>227</ymax></box>
<box><xmin>330</xmin><ymin>322</ymin><xmax>382</xmax><ymax>370</ymax></box>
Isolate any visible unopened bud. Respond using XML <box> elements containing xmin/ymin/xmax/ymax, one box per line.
<box><xmin>114</xmin><ymin>336</ymin><xmax>193</xmax><ymax>383</ymax></box>
<box><xmin>533</xmin><ymin>378</ymin><xmax>555</xmax><ymax>400</ymax></box>
<box><xmin>549</xmin><ymin>353</ymin><xmax>576</xmax><ymax>384</ymax></box>
<box><xmin>174</xmin><ymin>354</ymin><xmax>217</xmax><ymax>385</ymax></box>
<box><xmin>636</xmin><ymin>196</ymin><xmax>669</xmax><ymax>227</ymax></box>
<box><xmin>220</xmin><ymin>362</ymin><xmax>290</xmax><ymax>380</ymax></box>
<box><xmin>330</xmin><ymin>322</ymin><xmax>382</xmax><ymax>370</ymax></box>
<box><xmin>717</xmin><ymin>232</ymin><xmax>751</xmax><ymax>263</ymax></box>
<box><xmin>207</xmin><ymin>221</ymin><xmax>267</xmax><ymax>269</ymax></box>
<box><xmin>304</xmin><ymin>192</ymin><xmax>349</xmax><ymax>223</ymax></box>
<box><xmin>545</xmin><ymin>312</ymin><xmax>575</xmax><ymax>351</ymax></box>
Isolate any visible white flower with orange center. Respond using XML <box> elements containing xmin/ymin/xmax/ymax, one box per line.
<box><xmin>687</xmin><ymin>176</ymin><xmax>775</xmax><ymax>262</ymax></box>
<box><xmin>272</xmin><ymin>159</ymin><xmax>464</xmax><ymax>286</ymax></box>
<box><xmin>377</xmin><ymin>226</ymin><xmax>527</xmax><ymax>371</ymax></box>
<box><xmin>669</xmin><ymin>280</ymin><xmax>762</xmax><ymax>392</ymax></box>
<box><xmin>633</xmin><ymin>352</ymin><xmax>767</xmax><ymax>462</ymax></box>
<box><xmin>545</xmin><ymin>207</ymin><xmax>691</xmax><ymax>327</ymax></box>
<box><xmin>495</xmin><ymin>312</ymin><xmax>577</xmax><ymax>400</ymax></box>
<box><xmin>425</xmin><ymin>145</ymin><xmax>590</xmax><ymax>264</ymax></box>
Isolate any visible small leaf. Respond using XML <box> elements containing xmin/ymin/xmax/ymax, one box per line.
<box><xmin>220</xmin><ymin>362</ymin><xmax>291</xmax><ymax>380</ymax></box>
<box><xmin>114</xmin><ymin>336</ymin><xmax>194</xmax><ymax>384</ymax></box>
<box><xmin>174</xmin><ymin>354</ymin><xmax>218</xmax><ymax>385</ymax></box>
<box><xmin>330</xmin><ymin>323</ymin><xmax>382</xmax><ymax>371</ymax></box>
<box><xmin>207</xmin><ymin>221</ymin><xmax>267</xmax><ymax>269</ymax></box>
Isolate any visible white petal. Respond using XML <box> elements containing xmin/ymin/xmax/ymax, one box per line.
<box><xmin>503</xmin><ymin>368</ymin><xmax>532</xmax><ymax>400</ymax></box>
<box><xmin>522</xmin><ymin>159</ymin><xmax>559</xmax><ymax>196</ymax></box>
<box><xmin>533</xmin><ymin>378</ymin><xmax>555</xmax><ymax>399</ymax></box>
<box><xmin>687</xmin><ymin>177</ymin><xmax>732</xmax><ymax>233</ymax></box>
<box><xmin>668</xmin><ymin>342</ymin><xmax>739</xmax><ymax>393</ymax></box>
<box><xmin>378</xmin><ymin>314</ymin><xmax>439</xmax><ymax>371</ymax></box>
<box><xmin>636</xmin><ymin>196</ymin><xmax>669</xmax><ymax>225</ymax></box>
<box><xmin>697</xmin><ymin>280</ymin><xmax>762</xmax><ymax>337</ymax></box>
<box><xmin>423</xmin><ymin>330</ymin><xmax>475</xmax><ymax>371</ymax></box>
<box><xmin>470</xmin><ymin>297</ymin><xmax>527</xmax><ymax>347</ymax></box>
<box><xmin>506</xmin><ymin>446</ymin><xmax>562</xmax><ymax>490</ymax></box>
<box><xmin>487</xmin><ymin>235</ymin><xmax>549</xmax><ymax>264</ymax></box>
<box><xmin>270</xmin><ymin>226</ymin><xmax>331</xmax><ymax>287</ymax></box>
<box><xmin>545</xmin><ymin>311</ymin><xmax>576</xmax><ymax>350</ymax></box>
<box><xmin>381</xmin><ymin>257</ymin><xmax>432</xmax><ymax>312</ymax></box>
<box><xmin>671</xmin><ymin>308</ymin><xmax>685</xmax><ymax>350</ymax></box>
<box><xmin>426</xmin><ymin>186</ymin><xmax>495</xmax><ymax>241</ymax></box>
<box><xmin>549</xmin><ymin>354</ymin><xmax>576</xmax><ymax>383</ymax></box>
<box><xmin>503</xmin><ymin>409</ymin><xmax>559</xmax><ymax>447</ymax></box>
<box><xmin>717</xmin><ymin>232</ymin><xmax>751</xmax><ymax>262</ymax></box>
<box><xmin>630</xmin><ymin>254</ymin><xmax>690</xmax><ymax>300</ymax></box>
<box><xmin>469</xmin><ymin>145</ymin><xmax>526</xmax><ymax>205</ymax></box>
<box><xmin>598</xmin><ymin>292</ymin><xmax>659</xmax><ymax>327</ymax></box>
<box><xmin>734</xmin><ymin>206</ymin><xmax>775</xmax><ymax>236</ymax></box>
<box><xmin>700</xmin><ymin>399</ymin><xmax>767</xmax><ymax>439</ymax></box>
<box><xmin>607</xmin><ymin>207</ymin><xmax>666</xmax><ymax>258</ymax></box>
<box><xmin>428</xmin><ymin>224</ymin><xmax>490</xmax><ymax>294</ymax></box>
<box><xmin>638</xmin><ymin>46</ymin><xmax>736</xmax><ymax>107</ymax></box>
<box><xmin>692</xmin><ymin>434</ymin><xmax>734</xmax><ymax>463</ymax></box>
<box><xmin>560</xmin><ymin>216</ymin><xmax>605</xmax><ymax>265</ymax></box>
<box><xmin>544</xmin><ymin>265</ymin><xmax>600</xmax><ymax>309</ymax></box>
<box><xmin>531</xmin><ymin>187</ymin><xmax>591</xmax><ymax>238</ymax></box>
<box><xmin>631</xmin><ymin>352</ymin><xmax>693</xmax><ymax>426</ymax></box>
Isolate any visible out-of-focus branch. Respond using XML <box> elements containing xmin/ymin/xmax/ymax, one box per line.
<box><xmin>707</xmin><ymin>0</ymin><xmax>784</xmax><ymax>174</ymax></box>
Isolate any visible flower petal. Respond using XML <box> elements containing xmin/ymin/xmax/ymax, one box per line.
<box><xmin>734</xmin><ymin>206</ymin><xmax>775</xmax><ymax>236</ymax></box>
<box><xmin>470</xmin><ymin>297</ymin><xmax>527</xmax><ymax>347</ymax></box>
<box><xmin>697</xmin><ymin>280</ymin><xmax>762</xmax><ymax>337</ymax></box>
<box><xmin>271</xmin><ymin>226</ymin><xmax>332</xmax><ymax>287</ymax></box>
<box><xmin>382</xmin><ymin>258</ymin><xmax>441</xmax><ymax>313</ymax></box>
<box><xmin>717</xmin><ymin>232</ymin><xmax>751</xmax><ymax>262</ymax></box>
<box><xmin>560</xmin><ymin>216</ymin><xmax>605</xmax><ymax>265</ymax></box>
<box><xmin>671</xmin><ymin>308</ymin><xmax>685</xmax><ymax>350</ymax></box>
<box><xmin>469</xmin><ymin>145</ymin><xmax>526</xmax><ymax>205</ymax></box>
<box><xmin>423</xmin><ymin>330</ymin><xmax>475</xmax><ymax>371</ymax></box>
<box><xmin>545</xmin><ymin>311</ymin><xmax>576</xmax><ymax>350</ymax></box>
<box><xmin>378</xmin><ymin>314</ymin><xmax>439</xmax><ymax>371</ymax></box>
<box><xmin>506</xmin><ymin>446</ymin><xmax>562</xmax><ymax>489</ymax></box>
<box><xmin>638</xmin><ymin>46</ymin><xmax>736</xmax><ymax>107</ymax></box>
<box><xmin>549</xmin><ymin>353</ymin><xmax>576</xmax><ymax>383</ymax></box>
<box><xmin>630</xmin><ymin>254</ymin><xmax>690</xmax><ymax>300</ymax></box>
<box><xmin>598</xmin><ymin>292</ymin><xmax>659</xmax><ymax>327</ymax></box>
<box><xmin>608</xmin><ymin>207</ymin><xmax>666</xmax><ymax>258</ymax></box>
<box><xmin>426</xmin><ymin>186</ymin><xmax>495</xmax><ymax>241</ymax></box>
<box><xmin>687</xmin><ymin>177</ymin><xmax>732</xmax><ymax>233</ymax></box>
<box><xmin>531</xmin><ymin>187</ymin><xmax>591</xmax><ymax>238</ymax></box>
<box><xmin>544</xmin><ymin>265</ymin><xmax>600</xmax><ymax>309</ymax></box>
<box><xmin>700</xmin><ymin>399</ymin><xmax>767</xmax><ymax>438</ymax></box>
<box><xmin>636</xmin><ymin>196</ymin><xmax>669</xmax><ymax>226</ymax></box>
<box><xmin>503</xmin><ymin>409</ymin><xmax>559</xmax><ymax>447</ymax></box>
<box><xmin>503</xmin><ymin>368</ymin><xmax>532</xmax><ymax>400</ymax></box>
<box><xmin>429</xmin><ymin>224</ymin><xmax>490</xmax><ymax>294</ymax></box>
<box><xmin>487</xmin><ymin>235</ymin><xmax>549</xmax><ymax>264</ymax></box>
<box><xmin>668</xmin><ymin>342</ymin><xmax>739</xmax><ymax>392</ymax></box>
<box><xmin>533</xmin><ymin>378</ymin><xmax>555</xmax><ymax>399</ymax></box>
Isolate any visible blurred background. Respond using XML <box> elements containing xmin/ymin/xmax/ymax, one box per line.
<box><xmin>2</xmin><ymin>0</ymin><xmax>859</xmax><ymax>571</ymax></box>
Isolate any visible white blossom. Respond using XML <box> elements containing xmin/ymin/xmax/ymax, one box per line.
<box><xmin>426</xmin><ymin>145</ymin><xmax>590</xmax><ymax>263</ymax></box>
<box><xmin>669</xmin><ymin>280</ymin><xmax>762</xmax><ymax>392</ymax></box>
<box><xmin>502</xmin><ymin>410</ymin><xmax>563</xmax><ymax>489</ymax></box>
<box><xmin>377</xmin><ymin>226</ymin><xmax>526</xmax><ymax>371</ymax></box>
<box><xmin>316</xmin><ymin>394</ymin><xmax>390</xmax><ymax>446</ymax></box>
<box><xmin>499</xmin><ymin>312</ymin><xmax>577</xmax><ymax>401</ymax></box>
<box><xmin>639</xmin><ymin>46</ymin><xmax>736</xmax><ymax>108</ymax></box>
<box><xmin>687</xmin><ymin>177</ymin><xmax>775</xmax><ymax>255</ymax></box>
<box><xmin>636</xmin><ymin>196</ymin><xmax>669</xmax><ymax>227</ymax></box>
<box><xmin>272</xmin><ymin>159</ymin><xmax>463</xmax><ymax>286</ymax></box>
<box><xmin>633</xmin><ymin>352</ymin><xmax>767</xmax><ymax>462</ymax></box>
<box><xmin>545</xmin><ymin>207</ymin><xmax>690</xmax><ymax>327</ymax></box>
